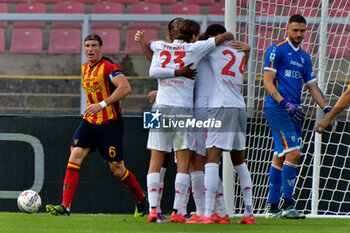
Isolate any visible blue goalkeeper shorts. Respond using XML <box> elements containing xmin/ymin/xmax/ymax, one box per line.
<box><xmin>264</xmin><ymin>106</ymin><xmax>302</xmax><ymax>157</ymax></box>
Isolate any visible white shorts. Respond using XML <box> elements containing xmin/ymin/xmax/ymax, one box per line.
<box><xmin>147</xmin><ymin>105</ymin><xmax>195</xmax><ymax>152</ymax></box>
<box><xmin>205</xmin><ymin>107</ymin><xmax>246</xmax><ymax>151</ymax></box>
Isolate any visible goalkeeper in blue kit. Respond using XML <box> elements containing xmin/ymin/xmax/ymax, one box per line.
<box><xmin>263</xmin><ymin>14</ymin><xmax>332</xmax><ymax>219</ymax></box>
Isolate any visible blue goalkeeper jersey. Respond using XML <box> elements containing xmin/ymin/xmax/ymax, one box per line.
<box><xmin>264</xmin><ymin>38</ymin><xmax>316</xmax><ymax>108</ymax></box>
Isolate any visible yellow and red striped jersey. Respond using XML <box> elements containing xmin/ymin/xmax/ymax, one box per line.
<box><xmin>81</xmin><ymin>56</ymin><xmax>123</xmax><ymax>125</ymax></box>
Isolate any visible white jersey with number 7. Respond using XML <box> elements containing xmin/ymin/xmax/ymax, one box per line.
<box><xmin>149</xmin><ymin>38</ymin><xmax>216</xmax><ymax>108</ymax></box>
<box><xmin>208</xmin><ymin>40</ymin><xmax>246</xmax><ymax>108</ymax></box>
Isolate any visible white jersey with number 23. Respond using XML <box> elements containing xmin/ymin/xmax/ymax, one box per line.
<box><xmin>149</xmin><ymin>38</ymin><xmax>216</xmax><ymax>108</ymax></box>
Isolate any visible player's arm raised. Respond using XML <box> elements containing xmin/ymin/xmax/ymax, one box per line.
<box><xmin>135</xmin><ymin>30</ymin><xmax>153</xmax><ymax>61</ymax></box>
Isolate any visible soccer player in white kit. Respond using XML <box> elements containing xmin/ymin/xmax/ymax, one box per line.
<box><xmin>135</xmin><ymin>17</ymin><xmax>197</xmax><ymax>222</ymax></box>
<box><xmin>191</xmin><ymin>24</ymin><xmax>255</xmax><ymax>224</ymax></box>
<box><xmin>146</xmin><ymin>19</ymin><xmax>233</xmax><ymax>223</ymax></box>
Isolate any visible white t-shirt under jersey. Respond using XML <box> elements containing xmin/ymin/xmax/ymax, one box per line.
<box><xmin>149</xmin><ymin>38</ymin><xmax>216</xmax><ymax>108</ymax></box>
<box><xmin>207</xmin><ymin>40</ymin><xmax>246</xmax><ymax>108</ymax></box>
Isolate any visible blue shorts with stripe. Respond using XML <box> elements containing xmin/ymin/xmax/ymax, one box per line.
<box><xmin>264</xmin><ymin>106</ymin><xmax>302</xmax><ymax>157</ymax></box>
<box><xmin>71</xmin><ymin>118</ymin><xmax>124</xmax><ymax>163</ymax></box>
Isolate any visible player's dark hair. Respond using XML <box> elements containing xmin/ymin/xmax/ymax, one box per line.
<box><xmin>198</xmin><ymin>32</ymin><xmax>208</xmax><ymax>41</ymax></box>
<box><xmin>288</xmin><ymin>14</ymin><xmax>306</xmax><ymax>25</ymax></box>
<box><xmin>205</xmin><ymin>24</ymin><xmax>226</xmax><ymax>37</ymax></box>
<box><xmin>84</xmin><ymin>34</ymin><xmax>103</xmax><ymax>46</ymax></box>
<box><xmin>168</xmin><ymin>17</ymin><xmax>184</xmax><ymax>41</ymax></box>
<box><xmin>175</xmin><ymin>19</ymin><xmax>200</xmax><ymax>43</ymax></box>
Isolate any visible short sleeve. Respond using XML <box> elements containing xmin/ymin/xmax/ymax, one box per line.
<box><xmin>264</xmin><ymin>45</ymin><xmax>279</xmax><ymax>73</ymax></box>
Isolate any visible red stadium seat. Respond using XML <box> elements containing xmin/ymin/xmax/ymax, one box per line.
<box><xmin>128</xmin><ymin>3</ymin><xmax>162</xmax><ymax>29</ymax></box>
<box><xmin>124</xmin><ymin>29</ymin><xmax>157</xmax><ymax>54</ymax></box>
<box><xmin>256</xmin><ymin>2</ymin><xmax>279</xmax><ymax>16</ymax></box>
<box><xmin>106</xmin><ymin>0</ymin><xmax>139</xmax><ymax>4</ymax></box>
<box><xmin>70</xmin><ymin>0</ymin><xmax>101</xmax><ymax>3</ymax></box>
<box><xmin>262</xmin><ymin>0</ymin><xmax>291</xmax><ymax>4</ymax></box>
<box><xmin>0</xmin><ymin>0</ymin><xmax>26</xmax><ymax>2</ymax></box>
<box><xmin>329</xmin><ymin>0</ymin><xmax>350</xmax><ymax>17</ymax></box>
<box><xmin>52</xmin><ymin>2</ymin><xmax>85</xmax><ymax>28</ymax></box>
<box><xmin>169</xmin><ymin>3</ymin><xmax>201</xmax><ymax>15</ymax></box>
<box><xmin>92</xmin><ymin>29</ymin><xmax>120</xmax><ymax>54</ymax></box>
<box><xmin>145</xmin><ymin>0</ymin><xmax>176</xmax><ymax>4</ymax></box>
<box><xmin>300</xmin><ymin>32</ymin><xmax>314</xmax><ymax>55</ymax></box>
<box><xmin>328</xmin><ymin>26</ymin><xmax>350</xmax><ymax>58</ymax></box>
<box><xmin>14</xmin><ymin>3</ymin><xmax>47</xmax><ymax>28</ymax></box>
<box><xmin>91</xmin><ymin>2</ymin><xmax>123</xmax><ymax>29</ymax></box>
<box><xmin>0</xmin><ymin>28</ymin><xmax>5</xmax><ymax>53</ymax></box>
<box><xmin>286</xmin><ymin>6</ymin><xmax>318</xmax><ymax>17</ymax></box>
<box><xmin>0</xmin><ymin>3</ymin><xmax>8</xmax><ymax>28</ymax></box>
<box><xmin>208</xmin><ymin>3</ymin><xmax>239</xmax><ymax>15</ymax></box>
<box><xmin>48</xmin><ymin>28</ymin><xmax>81</xmax><ymax>54</ymax></box>
<box><xmin>255</xmin><ymin>26</ymin><xmax>274</xmax><ymax>56</ymax></box>
<box><xmin>183</xmin><ymin>0</ymin><xmax>215</xmax><ymax>5</ymax></box>
<box><xmin>32</xmin><ymin>0</ymin><xmax>63</xmax><ymax>3</ymax></box>
<box><xmin>220</xmin><ymin>0</ymin><xmax>247</xmax><ymax>7</ymax></box>
<box><xmin>208</xmin><ymin>3</ymin><xmax>225</xmax><ymax>15</ymax></box>
<box><xmin>296</xmin><ymin>0</ymin><xmax>321</xmax><ymax>7</ymax></box>
<box><xmin>10</xmin><ymin>28</ymin><xmax>43</xmax><ymax>54</ymax></box>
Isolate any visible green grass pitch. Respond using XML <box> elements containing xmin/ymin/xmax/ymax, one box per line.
<box><xmin>1</xmin><ymin>212</ymin><xmax>349</xmax><ymax>233</ymax></box>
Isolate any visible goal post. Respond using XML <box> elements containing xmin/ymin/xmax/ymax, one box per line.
<box><xmin>222</xmin><ymin>0</ymin><xmax>350</xmax><ymax>217</ymax></box>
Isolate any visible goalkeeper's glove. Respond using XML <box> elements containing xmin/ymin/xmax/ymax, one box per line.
<box><xmin>279</xmin><ymin>99</ymin><xmax>305</xmax><ymax>123</ymax></box>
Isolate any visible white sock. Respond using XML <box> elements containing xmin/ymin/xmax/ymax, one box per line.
<box><xmin>234</xmin><ymin>163</ymin><xmax>253</xmax><ymax>217</ymax></box>
<box><xmin>182</xmin><ymin>178</ymin><xmax>191</xmax><ymax>214</ymax></box>
<box><xmin>191</xmin><ymin>171</ymin><xmax>205</xmax><ymax>216</ymax></box>
<box><xmin>147</xmin><ymin>172</ymin><xmax>160</xmax><ymax>212</ymax></box>
<box><xmin>173</xmin><ymin>173</ymin><xmax>190</xmax><ymax>215</ymax></box>
<box><xmin>156</xmin><ymin>167</ymin><xmax>166</xmax><ymax>212</ymax></box>
<box><xmin>215</xmin><ymin>177</ymin><xmax>227</xmax><ymax>217</ymax></box>
<box><xmin>204</xmin><ymin>163</ymin><xmax>219</xmax><ymax>217</ymax></box>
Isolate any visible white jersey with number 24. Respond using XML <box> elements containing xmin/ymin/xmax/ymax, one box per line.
<box><xmin>208</xmin><ymin>40</ymin><xmax>246</xmax><ymax>108</ymax></box>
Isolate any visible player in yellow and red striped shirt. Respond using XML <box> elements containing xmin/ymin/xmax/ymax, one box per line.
<box><xmin>46</xmin><ymin>34</ymin><xmax>147</xmax><ymax>217</ymax></box>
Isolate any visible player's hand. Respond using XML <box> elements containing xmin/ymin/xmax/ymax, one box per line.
<box><xmin>147</xmin><ymin>90</ymin><xmax>157</xmax><ymax>103</ymax></box>
<box><xmin>315</xmin><ymin>117</ymin><xmax>331</xmax><ymax>134</ymax></box>
<box><xmin>321</xmin><ymin>105</ymin><xmax>338</xmax><ymax>131</ymax></box>
<box><xmin>175</xmin><ymin>63</ymin><xmax>197</xmax><ymax>80</ymax></box>
<box><xmin>134</xmin><ymin>30</ymin><xmax>145</xmax><ymax>43</ymax></box>
<box><xmin>279</xmin><ymin>99</ymin><xmax>305</xmax><ymax>123</ymax></box>
<box><xmin>232</xmin><ymin>40</ymin><xmax>251</xmax><ymax>52</ymax></box>
<box><xmin>84</xmin><ymin>103</ymin><xmax>103</xmax><ymax>116</ymax></box>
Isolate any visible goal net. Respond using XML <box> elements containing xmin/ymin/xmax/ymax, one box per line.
<box><xmin>224</xmin><ymin>0</ymin><xmax>350</xmax><ymax>217</ymax></box>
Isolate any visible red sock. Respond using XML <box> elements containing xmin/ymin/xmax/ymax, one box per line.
<box><xmin>62</xmin><ymin>162</ymin><xmax>80</xmax><ymax>209</ymax></box>
<box><xmin>120</xmin><ymin>169</ymin><xmax>144</xmax><ymax>201</ymax></box>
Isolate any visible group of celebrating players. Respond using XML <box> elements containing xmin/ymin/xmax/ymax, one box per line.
<box><xmin>45</xmin><ymin>13</ymin><xmax>350</xmax><ymax>224</ymax></box>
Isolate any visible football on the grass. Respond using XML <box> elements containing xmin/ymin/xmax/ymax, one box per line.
<box><xmin>17</xmin><ymin>190</ymin><xmax>42</xmax><ymax>213</ymax></box>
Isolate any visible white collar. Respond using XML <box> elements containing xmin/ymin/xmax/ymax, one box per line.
<box><xmin>173</xmin><ymin>39</ymin><xmax>185</xmax><ymax>44</ymax></box>
<box><xmin>287</xmin><ymin>38</ymin><xmax>300</xmax><ymax>52</ymax></box>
